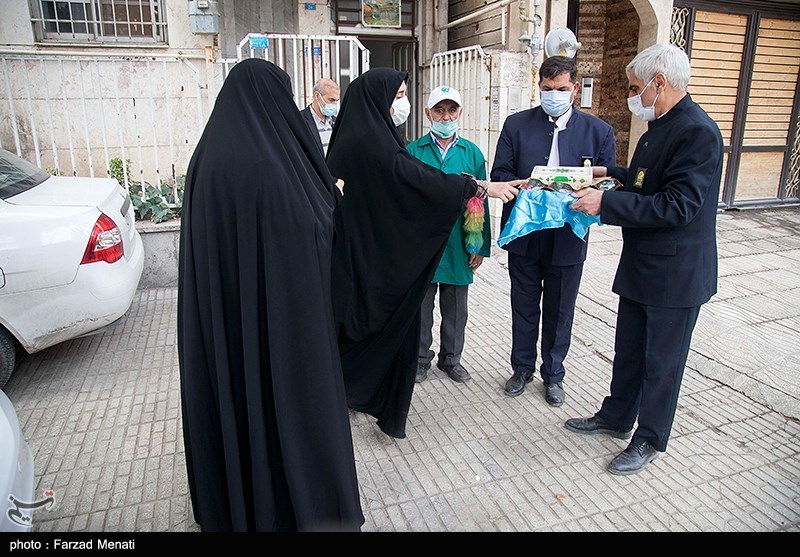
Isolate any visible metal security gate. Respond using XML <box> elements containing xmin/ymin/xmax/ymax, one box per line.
<box><xmin>429</xmin><ymin>46</ymin><xmax>492</xmax><ymax>158</ymax></box>
<box><xmin>224</xmin><ymin>33</ymin><xmax>370</xmax><ymax>109</ymax></box>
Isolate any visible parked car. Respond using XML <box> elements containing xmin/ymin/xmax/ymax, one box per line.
<box><xmin>0</xmin><ymin>389</ymin><xmax>34</xmax><ymax>532</ymax></box>
<box><xmin>0</xmin><ymin>148</ymin><xmax>144</xmax><ymax>388</ymax></box>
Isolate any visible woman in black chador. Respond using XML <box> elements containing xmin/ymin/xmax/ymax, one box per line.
<box><xmin>178</xmin><ymin>58</ymin><xmax>364</xmax><ymax>532</ymax></box>
<box><xmin>327</xmin><ymin>68</ymin><xmax>520</xmax><ymax>439</ymax></box>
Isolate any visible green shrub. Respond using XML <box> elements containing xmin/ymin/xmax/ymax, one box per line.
<box><xmin>109</xmin><ymin>157</ymin><xmax>184</xmax><ymax>224</ymax></box>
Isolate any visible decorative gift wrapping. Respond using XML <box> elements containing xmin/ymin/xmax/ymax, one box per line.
<box><xmin>463</xmin><ymin>196</ymin><xmax>486</xmax><ymax>254</ymax></box>
<box><xmin>529</xmin><ymin>165</ymin><xmax>594</xmax><ymax>190</ymax></box>
<box><xmin>497</xmin><ymin>174</ymin><xmax>622</xmax><ymax>245</ymax></box>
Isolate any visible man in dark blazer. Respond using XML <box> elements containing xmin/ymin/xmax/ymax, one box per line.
<box><xmin>301</xmin><ymin>78</ymin><xmax>339</xmax><ymax>156</ymax></box>
<box><xmin>568</xmin><ymin>44</ymin><xmax>724</xmax><ymax>475</ymax></box>
<box><xmin>491</xmin><ymin>56</ymin><xmax>616</xmax><ymax>407</ymax></box>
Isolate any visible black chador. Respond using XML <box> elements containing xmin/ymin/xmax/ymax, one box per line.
<box><xmin>178</xmin><ymin>58</ymin><xmax>364</xmax><ymax>532</ymax></box>
<box><xmin>327</xmin><ymin>68</ymin><xmax>478</xmax><ymax>438</ymax></box>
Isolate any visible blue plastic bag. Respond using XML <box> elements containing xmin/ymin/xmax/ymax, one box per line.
<box><xmin>497</xmin><ymin>189</ymin><xmax>601</xmax><ymax>247</ymax></box>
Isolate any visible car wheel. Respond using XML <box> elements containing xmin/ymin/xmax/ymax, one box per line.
<box><xmin>0</xmin><ymin>328</ymin><xmax>16</xmax><ymax>389</ymax></box>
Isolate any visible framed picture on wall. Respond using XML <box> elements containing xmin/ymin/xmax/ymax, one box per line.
<box><xmin>361</xmin><ymin>1</ymin><xmax>402</xmax><ymax>28</ymax></box>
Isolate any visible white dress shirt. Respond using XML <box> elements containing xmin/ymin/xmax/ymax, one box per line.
<box><xmin>547</xmin><ymin>106</ymin><xmax>574</xmax><ymax>168</ymax></box>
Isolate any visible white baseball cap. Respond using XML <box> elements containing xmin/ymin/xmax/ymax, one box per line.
<box><xmin>427</xmin><ymin>85</ymin><xmax>462</xmax><ymax>109</ymax></box>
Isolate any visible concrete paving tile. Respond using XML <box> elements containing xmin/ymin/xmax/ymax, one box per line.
<box><xmin>425</xmin><ymin>493</ymin><xmax>460</xmax><ymax>532</ymax></box>
<box><xmin>584</xmin><ymin>512</ymin><xmax>614</xmax><ymax>531</ymax></box>
<box><xmin>5</xmin><ymin>209</ymin><xmax>798</xmax><ymax>533</ymax></box>
<box><xmin>36</xmin><ymin>518</ymin><xmax>72</xmax><ymax>532</ymax></box>
<box><xmin>448</xmin><ymin>489</ymin><xmax>486</xmax><ymax>531</ymax></box>
<box><xmin>86</xmin><ymin>511</ymin><xmax>105</xmax><ymax>532</ymax></box>
<box><xmin>70</xmin><ymin>513</ymin><xmax>89</xmax><ymax>531</ymax></box>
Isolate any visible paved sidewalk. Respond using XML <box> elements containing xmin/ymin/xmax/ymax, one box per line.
<box><xmin>4</xmin><ymin>207</ymin><xmax>799</xmax><ymax>532</ymax></box>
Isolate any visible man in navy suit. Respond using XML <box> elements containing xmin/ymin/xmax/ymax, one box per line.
<box><xmin>491</xmin><ymin>56</ymin><xmax>616</xmax><ymax>406</ymax></box>
<box><xmin>568</xmin><ymin>44</ymin><xmax>723</xmax><ymax>475</ymax></box>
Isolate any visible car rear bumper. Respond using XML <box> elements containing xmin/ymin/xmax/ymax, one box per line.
<box><xmin>1</xmin><ymin>229</ymin><xmax>144</xmax><ymax>353</ymax></box>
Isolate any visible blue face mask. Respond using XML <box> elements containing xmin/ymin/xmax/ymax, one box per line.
<box><xmin>430</xmin><ymin>119</ymin><xmax>459</xmax><ymax>139</ymax></box>
<box><xmin>540</xmin><ymin>89</ymin><xmax>574</xmax><ymax>117</ymax></box>
<box><xmin>321</xmin><ymin>101</ymin><xmax>339</xmax><ymax>118</ymax></box>
<box><xmin>316</xmin><ymin>93</ymin><xmax>339</xmax><ymax>118</ymax></box>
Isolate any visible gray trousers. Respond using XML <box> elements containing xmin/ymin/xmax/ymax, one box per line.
<box><xmin>418</xmin><ymin>282</ymin><xmax>469</xmax><ymax>368</ymax></box>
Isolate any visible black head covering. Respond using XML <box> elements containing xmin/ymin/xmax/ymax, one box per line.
<box><xmin>178</xmin><ymin>58</ymin><xmax>364</xmax><ymax>532</ymax></box>
<box><xmin>328</xmin><ymin>66</ymin><xmax>407</xmax><ymax>150</ymax></box>
<box><xmin>327</xmin><ymin>67</ymin><xmax>474</xmax><ymax>438</ymax></box>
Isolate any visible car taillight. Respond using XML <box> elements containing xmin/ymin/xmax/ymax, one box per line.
<box><xmin>80</xmin><ymin>213</ymin><xmax>124</xmax><ymax>264</ymax></box>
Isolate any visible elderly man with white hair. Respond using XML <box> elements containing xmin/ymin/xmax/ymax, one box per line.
<box><xmin>567</xmin><ymin>43</ymin><xmax>724</xmax><ymax>475</ymax></box>
<box><xmin>301</xmin><ymin>78</ymin><xmax>340</xmax><ymax>156</ymax></box>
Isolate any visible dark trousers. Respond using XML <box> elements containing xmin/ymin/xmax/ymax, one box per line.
<box><xmin>597</xmin><ymin>297</ymin><xmax>701</xmax><ymax>452</ymax></box>
<box><xmin>508</xmin><ymin>251</ymin><xmax>583</xmax><ymax>385</ymax></box>
<box><xmin>418</xmin><ymin>282</ymin><xmax>469</xmax><ymax>368</ymax></box>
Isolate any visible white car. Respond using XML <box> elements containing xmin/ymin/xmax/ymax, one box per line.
<box><xmin>0</xmin><ymin>148</ymin><xmax>144</xmax><ymax>388</ymax></box>
<box><xmin>0</xmin><ymin>389</ymin><xmax>34</xmax><ymax>532</ymax></box>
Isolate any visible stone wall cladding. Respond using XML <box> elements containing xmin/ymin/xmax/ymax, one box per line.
<box><xmin>578</xmin><ymin>0</ymin><xmax>639</xmax><ymax>165</ymax></box>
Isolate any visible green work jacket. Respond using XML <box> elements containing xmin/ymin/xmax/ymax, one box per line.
<box><xmin>406</xmin><ymin>132</ymin><xmax>491</xmax><ymax>286</ymax></box>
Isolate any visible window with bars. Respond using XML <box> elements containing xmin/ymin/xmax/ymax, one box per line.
<box><xmin>30</xmin><ymin>0</ymin><xmax>167</xmax><ymax>43</ymax></box>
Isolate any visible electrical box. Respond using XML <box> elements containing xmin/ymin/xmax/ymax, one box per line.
<box><xmin>189</xmin><ymin>0</ymin><xmax>220</xmax><ymax>34</ymax></box>
<box><xmin>581</xmin><ymin>77</ymin><xmax>593</xmax><ymax>108</ymax></box>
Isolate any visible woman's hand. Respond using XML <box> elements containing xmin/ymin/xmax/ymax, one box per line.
<box><xmin>486</xmin><ymin>179</ymin><xmax>525</xmax><ymax>202</ymax></box>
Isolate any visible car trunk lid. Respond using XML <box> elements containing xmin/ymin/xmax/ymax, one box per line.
<box><xmin>5</xmin><ymin>175</ymin><xmax>123</xmax><ymax>208</ymax></box>
<box><xmin>8</xmin><ymin>175</ymin><xmax>138</xmax><ymax>261</ymax></box>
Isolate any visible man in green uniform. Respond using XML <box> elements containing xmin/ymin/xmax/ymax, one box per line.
<box><xmin>407</xmin><ymin>86</ymin><xmax>492</xmax><ymax>384</ymax></box>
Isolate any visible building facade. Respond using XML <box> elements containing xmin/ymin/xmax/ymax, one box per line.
<box><xmin>1</xmin><ymin>1</ymin><xmax>798</xmax><ymax>208</ymax></box>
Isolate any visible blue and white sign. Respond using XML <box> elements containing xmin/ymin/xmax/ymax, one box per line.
<box><xmin>249</xmin><ymin>34</ymin><xmax>268</xmax><ymax>50</ymax></box>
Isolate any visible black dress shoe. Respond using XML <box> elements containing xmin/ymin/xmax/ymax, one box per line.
<box><xmin>608</xmin><ymin>440</ymin><xmax>660</xmax><ymax>476</ymax></box>
<box><xmin>437</xmin><ymin>363</ymin><xmax>472</xmax><ymax>383</ymax></box>
<box><xmin>563</xmin><ymin>415</ymin><xmax>632</xmax><ymax>439</ymax></box>
<box><xmin>503</xmin><ymin>370</ymin><xmax>533</xmax><ymax>397</ymax></box>
<box><xmin>415</xmin><ymin>363</ymin><xmax>430</xmax><ymax>384</ymax></box>
<box><xmin>545</xmin><ymin>382</ymin><xmax>565</xmax><ymax>407</ymax></box>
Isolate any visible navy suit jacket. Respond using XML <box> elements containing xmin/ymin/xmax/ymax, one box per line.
<box><xmin>491</xmin><ymin>106</ymin><xmax>616</xmax><ymax>265</ymax></box>
<box><xmin>301</xmin><ymin>105</ymin><xmax>325</xmax><ymax>157</ymax></box>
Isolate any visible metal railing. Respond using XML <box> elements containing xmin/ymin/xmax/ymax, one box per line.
<box><xmin>0</xmin><ymin>34</ymin><xmax>370</xmax><ymax>213</ymax></box>
<box><xmin>0</xmin><ymin>53</ymin><xmax>207</xmax><ymax>196</ymax></box>
<box><xmin>229</xmin><ymin>33</ymin><xmax>370</xmax><ymax>109</ymax></box>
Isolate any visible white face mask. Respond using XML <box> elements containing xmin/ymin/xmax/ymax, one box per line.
<box><xmin>540</xmin><ymin>89</ymin><xmax>574</xmax><ymax>118</ymax></box>
<box><xmin>391</xmin><ymin>96</ymin><xmax>411</xmax><ymax>127</ymax></box>
<box><xmin>628</xmin><ymin>77</ymin><xmax>659</xmax><ymax>122</ymax></box>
